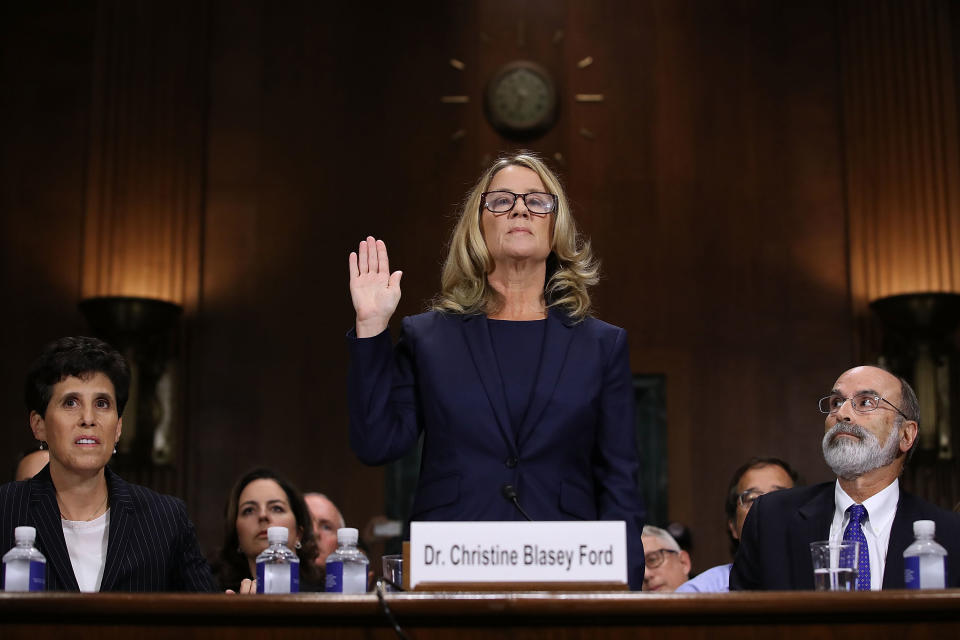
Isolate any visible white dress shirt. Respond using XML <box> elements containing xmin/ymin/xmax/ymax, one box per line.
<box><xmin>829</xmin><ymin>479</ymin><xmax>899</xmax><ymax>591</ymax></box>
<box><xmin>62</xmin><ymin>509</ymin><xmax>110</xmax><ymax>592</ymax></box>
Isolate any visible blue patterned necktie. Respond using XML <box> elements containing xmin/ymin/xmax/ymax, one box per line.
<box><xmin>843</xmin><ymin>504</ymin><xmax>871</xmax><ymax>590</ymax></box>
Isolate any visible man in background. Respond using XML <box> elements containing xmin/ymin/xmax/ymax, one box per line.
<box><xmin>304</xmin><ymin>492</ymin><xmax>344</xmax><ymax>568</ymax></box>
<box><xmin>677</xmin><ymin>456</ymin><xmax>797</xmax><ymax>592</ymax></box>
<box><xmin>731</xmin><ymin>365</ymin><xmax>960</xmax><ymax>589</ymax></box>
<box><xmin>14</xmin><ymin>447</ymin><xmax>49</xmax><ymax>481</ymax></box>
<box><xmin>641</xmin><ymin>525</ymin><xmax>691</xmax><ymax>592</ymax></box>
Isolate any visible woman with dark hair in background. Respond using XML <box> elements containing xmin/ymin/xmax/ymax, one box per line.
<box><xmin>215</xmin><ymin>467</ymin><xmax>323</xmax><ymax>592</ymax></box>
<box><xmin>346</xmin><ymin>151</ymin><xmax>646</xmax><ymax>588</ymax></box>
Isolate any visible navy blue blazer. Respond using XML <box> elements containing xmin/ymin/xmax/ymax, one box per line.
<box><xmin>348</xmin><ymin>309</ymin><xmax>646</xmax><ymax>589</ymax></box>
<box><xmin>0</xmin><ymin>465</ymin><xmax>216</xmax><ymax>592</ymax></box>
<box><xmin>730</xmin><ymin>481</ymin><xmax>960</xmax><ymax>590</ymax></box>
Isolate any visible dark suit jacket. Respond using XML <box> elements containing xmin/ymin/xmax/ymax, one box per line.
<box><xmin>348</xmin><ymin>309</ymin><xmax>646</xmax><ymax>589</ymax></box>
<box><xmin>730</xmin><ymin>481</ymin><xmax>960</xmax><ymax>590</ymax></box>
<box><xmin>0</xmin><ymin>465</ymin><xmax>215</xmax><ymax>592</ymax></box>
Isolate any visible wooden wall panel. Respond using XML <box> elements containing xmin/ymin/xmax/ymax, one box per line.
<box><xmin>559</xmin><ymin>0</ymin><xmax>853</xmax><ymax>569</ymax></box>
<box><xmin>0</xmin><ymin>3</ymin><xmax>96</xmax><ymax>458</ymax></box>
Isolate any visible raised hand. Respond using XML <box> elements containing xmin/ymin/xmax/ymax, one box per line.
<box><xmin>349</xmin><ymin>236</ymin><xmax>403</xmax><ymax>338</ymax></box>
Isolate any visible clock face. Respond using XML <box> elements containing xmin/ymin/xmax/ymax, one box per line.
<box><xmin>485</xmin><ymin>61</ymin><xmax>557</xmax><ymax>137</ymax></box>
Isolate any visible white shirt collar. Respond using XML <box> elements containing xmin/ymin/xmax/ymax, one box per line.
<box><xmin>834</xmin><ymin>477</ymin><xmax>899</xmax><ymax>536</ymax></box>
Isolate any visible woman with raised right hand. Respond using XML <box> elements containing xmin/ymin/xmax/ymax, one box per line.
<box><xmin>346</xmin><ymin>151</ymin><xmax>647</xmax><ymax>589</ymax></box>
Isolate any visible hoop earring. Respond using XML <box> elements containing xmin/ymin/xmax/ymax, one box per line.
<box><xmin>295</xmin><ymin>541</ymin><xmax>302</xmax><ymax>550</ymax></box>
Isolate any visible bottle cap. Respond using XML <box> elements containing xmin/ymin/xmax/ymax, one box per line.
<box><xmin>14</xmin><ymin>526</ymin><xmax>36</xmax><ymax>544</ymax></box>
<box><xmin>267</xmin><ymin>526</ymin><xmax>289</xmax><ymax>544</ymax></box>
<box><xmin>913</xmin><ymin>520</ymin><xmax>935</xmax><ymax>537</ymax></box>
<box><xmin>337</xmin><ymin>527</ymin><xmax>359</xmax><ymax>545</ymax></box>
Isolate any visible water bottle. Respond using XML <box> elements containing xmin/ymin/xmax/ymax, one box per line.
<box><xmin>256</xmin><ymin>526</ymin><xmax>299</xmax><ymax>593</ymax></box>
<box><xmin>325</xmin><ymin>527</ymin><xmax>368</xmax><ymax>593</ymax></box>
<box><xmin>903</xmin><ymin>520</ymin><xmax>947</xmax><ymax>589</ymax></box>
<box><xmin>3</xmin><ymin>526</ymin><xmax>46</xmax><ymax>591</ymax></box>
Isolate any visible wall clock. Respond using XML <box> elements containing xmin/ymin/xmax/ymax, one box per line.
<box><xmin>483</xmin><ymin>60</ymin><xmax>558</xmax><ymax>139</ymax></box>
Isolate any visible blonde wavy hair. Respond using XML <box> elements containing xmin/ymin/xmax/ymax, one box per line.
<box><xmin>433</xmin><ymin>152</ymin><xmax>599</xmax><ymax>321</ymax></box>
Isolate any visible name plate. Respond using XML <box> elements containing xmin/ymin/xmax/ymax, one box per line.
<box><xmin>409</xmin><ymin>521</ymin><xmax>626</xmax><ymax>589</ymax></box>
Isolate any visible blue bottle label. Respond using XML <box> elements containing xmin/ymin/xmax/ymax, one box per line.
<box><xmin>256</xmin><ymin>561</ymin><xmax>265</xmax><ymax>593</ymax></box>
<box><xmin>904</xmin><ymin>555</ymin><xmax>947</xmax><ymax>589</ymax></box>
<box><xmin>29</xmin><ymin>560</ymin><xmax>44</xmax><ymax>591</ymax></box>
<box><xmin>905</xmin><ymin>556</ymin><xmax>920</xmax><ymax>589</ymax></box>
<box><xmin>290</xmin><ymin>562</ymin><xmax>300</xmax><ymax>593</ymax></box>
<box><xmin>326</xmin><ymin>561</ymin><xmax>344</xmax><ymax>592</ymax></box>
<box><xmin>256</xmin><ymin>561</ymin><xmax>299</xmax><ymax>593</ymax></box>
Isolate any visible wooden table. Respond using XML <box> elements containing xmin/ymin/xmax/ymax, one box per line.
<box><xmin>2</xmin><ymin>590</ymin><xmax>958</xmax><ymax>639</ymax></box>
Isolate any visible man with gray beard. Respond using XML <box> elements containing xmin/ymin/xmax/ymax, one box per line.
<box><xmin>730</xmin><ymin>365</ymin><xmax>960</xmax><ymax>590</ymax></box>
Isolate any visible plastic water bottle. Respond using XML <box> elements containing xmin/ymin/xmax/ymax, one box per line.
<box><xmin>3</xmin><ymin>526</ymin><xmax>46</xmax><ymax>591</ymax></box>
<box><xmin>325</xmin><ymin>527</ymin><xmax>368</xmax><ymax>593</ymax></box>
<box><xmin>903</xmin><ymin>520</ymin><xmax>947</xmax><ymax>589</ymax></box>
<box><xmin>256</xmin><ymin>526</ymin><xmax>299</xmax><ymax>593</ymax></box>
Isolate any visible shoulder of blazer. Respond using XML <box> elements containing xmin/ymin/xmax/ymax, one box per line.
<box><xmin>752</xmin><ymin>481</ymin><xmax>835</xmax><ymax>520</ymax></box>
<box><xmin>105</xmin><ymin>466</ymin><xmax>186</xmax><ymax>519</ymax></box>
<box><xmin>896</xmin><ymin>489</ymin><xmax>960</xmax><ymax>532</ymax></box>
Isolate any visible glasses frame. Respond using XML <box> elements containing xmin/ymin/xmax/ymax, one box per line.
<box><xmin>644</xmin><ymin>548</ymin><xmax>678</xmax><ymax>569</ymax></box>
<box><xmin>480</xmin><ymin>190</ymin><xmax>558</xmax><ymax>216</ymax></box>
<box><xmin>818</xmin><ymin>393</ymin><xmax>910</xmax><ymax>420</ymax></box>
<box><xmin>737</xmin><ymin>490</ymin><xmax>766</xmax><ymax>509</ymax></box>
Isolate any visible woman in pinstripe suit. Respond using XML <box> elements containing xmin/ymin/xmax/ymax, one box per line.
<box><xmin>0</xmin><ymin>336</ymin><xmax>215</xmax><ymax>592</ymax></box>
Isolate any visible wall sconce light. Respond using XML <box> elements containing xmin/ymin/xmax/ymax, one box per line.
<box><xmin>869</xmin><ymin>292</ymin><xmax>960</xmax><ymax>461</ymax></box>
<box><xmin>79</xmin><ymin>296</ymin><xmax>182</xmax><ymax>468</ymax></box>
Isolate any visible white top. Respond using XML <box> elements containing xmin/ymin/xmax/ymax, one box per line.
<box><xmin>830</xmin><ymin>479</ymin><xmax>899</xmax><ymax>591</ymax></box>
<box><xmin>62</xmin><ymin>509</ymin><xmax>110</xmax><ymax>592</ymax></box>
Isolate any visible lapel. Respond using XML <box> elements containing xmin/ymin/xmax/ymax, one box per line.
<box><xmin>28</xmin><ymin>466</ymin><xmax>80</xmax><ymax>591</ymax></box>
<box><xmin>516</xmin><ymin>308</ymin><xmax>575</xmax><ymax>448</ymax></box>
<box><xmin>790</xmin><ymin>483</ymin><xmax>836</xmax><ymax>589</ymax></box>
<box><xmin>461</xmin><ymin>313</ymin><xmax>517</xmax><ymax>454</ymax></box>
<box><xmin>883</xmin><ymin>487</ymin><xmax>911</xmax><ymax>589</ymax></box>
<box><xmin>100</xmin><ymin>466</ymin><xmax>134</xmax><ymax>591</ymax></box>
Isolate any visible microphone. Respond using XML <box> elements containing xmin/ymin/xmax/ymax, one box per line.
<box><xmin>501</xmin><ymin>483</ymin><xmax>533</xmax><ymax>522</ymax></box>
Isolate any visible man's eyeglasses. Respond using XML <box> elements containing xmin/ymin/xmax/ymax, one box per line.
<box><xmin>818</xmin><ymin>393</ymin><xmax>909</xmax><ymax>420</ymax></box>
<box><xmin>644</xmin><ymin>548</ymin><xmax>678</xmax><ymax>569</ymax></box>
<box><xmin>738</xmin><ymin>490</ymin><xmax>768</xmax><ymax>509</ymax></box>
<box><xmin>481</xmin><ymin>191</ymin><xmax>558</xmax><ymax>215</ymax></box>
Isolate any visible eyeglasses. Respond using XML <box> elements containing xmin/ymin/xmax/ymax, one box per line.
<box><xmin>481</xmin><ymin>191</ymin><xmax>558</xmax><ymax>215</ymax></box>
<box><xmin>644</xmin><ymin>548</ymin><xmax>678</xmax><ymax>569</ymax></box>
<box><xmin>818</xmin><ymin>393</ymin><xmax>909</xmax><ymax>420</ymax></box>
<box><xmin>738</xmin><ymin>490</ymin><xmax>768</xmax><ymax>509</ymax></box>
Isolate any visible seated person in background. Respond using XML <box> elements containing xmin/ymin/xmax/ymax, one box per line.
<box><xmin>216</xmin><ymin>468</ymin><xmax>323</xmax><ymax>592</ymax></box>
<box><xmin>14</xmin><ymin>447</ymin><xmax>49</xmax><ymax>481</ymax></box>
<box><xmin>641</xmin><ymin>525</ymin><xmax>691</xmax><ymax>592</ymax></box>
<box><xmin>304</xmin><ymin>492</ymin><xmax>344</xmax><ymax>569</ymax></box>
<box><xmin>666</xmin><ymin>521</ymin><xmax>694</xmax><ymax>573</ymax></box>
<box><xmin>0</xmin><ymin>336</ymin><xmax>215</xmax><ymax>591</ymax></box>
<box><xmin>731</xmin><ymin>365</ymin><xmax>960</xmax><ymax>590</ymax></box>
<box><xmin>676</xmin><ymin>456</ymin><xmax>798</xmax><ymax>592</ymax></box>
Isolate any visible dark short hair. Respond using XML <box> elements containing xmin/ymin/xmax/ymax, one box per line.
<box><xmin>896</xmin><ymin>376</ymin><xmax>920</xmax><ymax>463</ymax></box>
<box><xmin>724</xmin><ymin>457</ymin><xmax>800</xmax><ymax>556</ymax></box>
<box><xmin>215</xmin><ymin>468</ymin><xmax>322</xmax><ymax>591</ymax></box>
<box><xmin>24</xmin><ymin>336</ymin><xmax>131</xmax><ymax>417</ymax></box>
